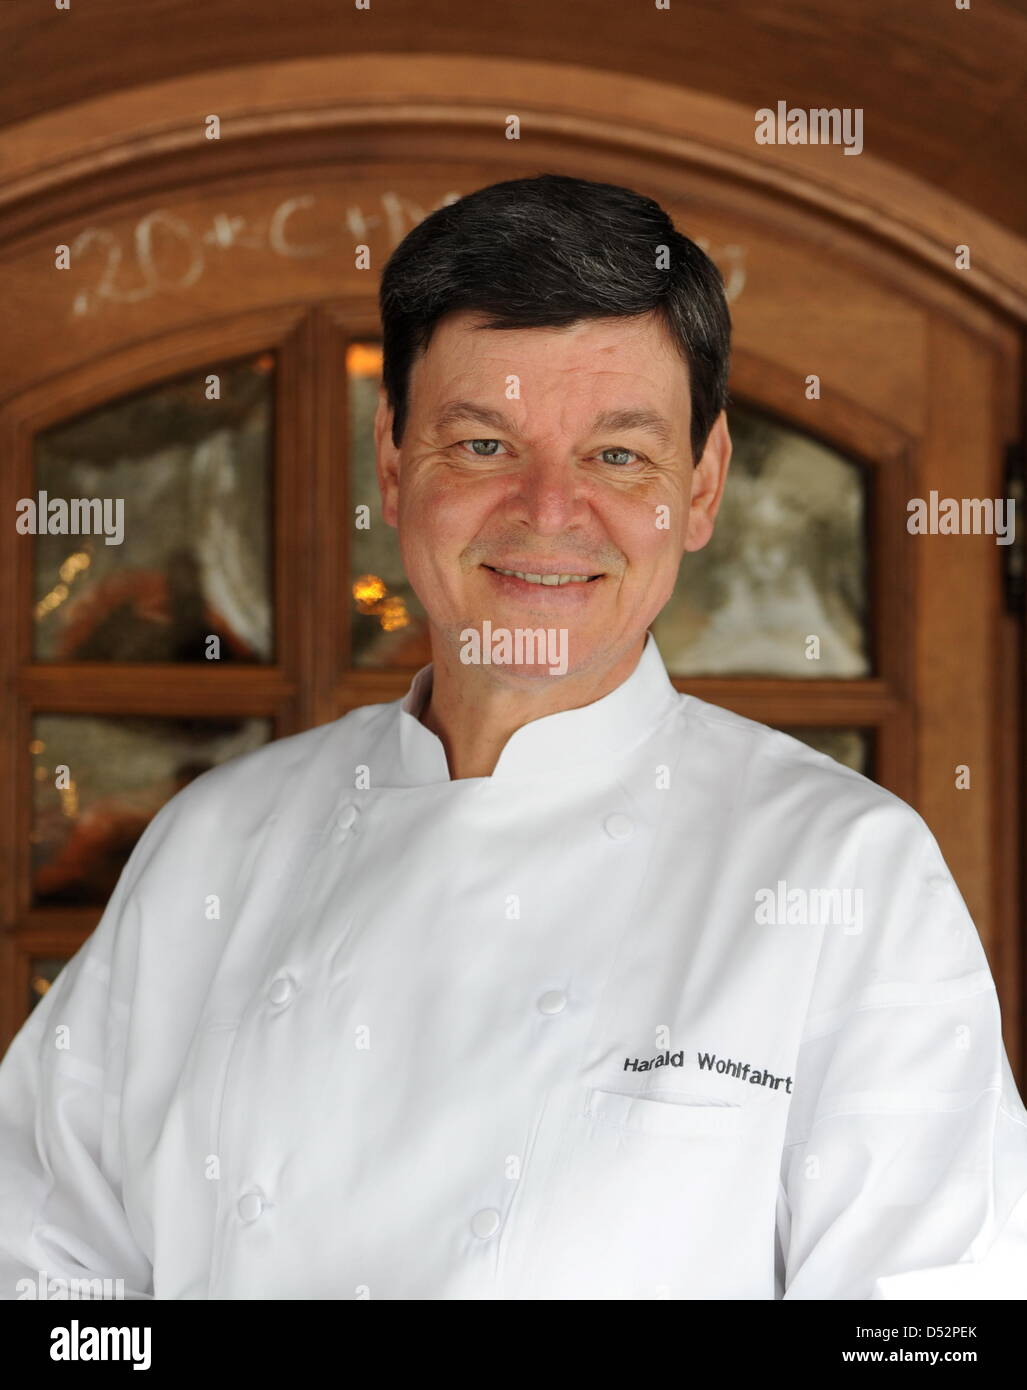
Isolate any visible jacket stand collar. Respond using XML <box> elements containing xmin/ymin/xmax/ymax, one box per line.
<box><xmin>394</xmin><ymin>630</ymin><xmax>679</xmax><ymax>785</ymax></box>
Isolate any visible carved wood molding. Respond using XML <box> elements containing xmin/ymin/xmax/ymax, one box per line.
<box><xmin>0</xmin><ymin>53</ymin><xmax>1024</xmax><ymax>321</ymax></box>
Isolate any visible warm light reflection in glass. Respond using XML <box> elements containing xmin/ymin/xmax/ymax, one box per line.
<box><xmin>59</xmin><ymin>779</ymin><xmax>79</xmax><ymax>820</ymax></box>
<box><xmin>34</xmin><ymin>550</ymin><xmax>92</xmax><ymax>620</ymax></box>
<box><xmin>352</xmin><ymin>574</ymin><xmax>409</xmax><ymax>632</ymax></box>
<box><xmin>346</xmin><ymin>343</ymin><xmax>383</xmax><ymax>378</ymax></box>
<box><xmin>60</xmin><ymin>551</ymin><xmax>91</xmax><ymax>583</ymax></box>
<box><xmin>353</xmin><ymin>575</ymin><xmax>386</xmax><ymax>606</ymax></box>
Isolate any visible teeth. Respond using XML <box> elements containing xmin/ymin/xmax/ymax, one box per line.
<box><xmin>492</xmin><ymin>567</ymin><xmax>596</xmax><ymax>586</ymax></box>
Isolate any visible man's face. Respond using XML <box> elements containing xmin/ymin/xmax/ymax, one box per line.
<box><xmin>375</xmin><ymin>309</ymin><xmax>731</xmax><ymax>681</ymax></box>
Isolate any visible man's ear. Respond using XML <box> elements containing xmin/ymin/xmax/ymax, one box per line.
<box><xmin>683</xmin><ymin>411</ymin><xmax>732</xmax><ymax>553</ymax></box>
<box><xmin>374</xmin><ymin>388</ymin><xmax>400</xmax><ymax>529</ymax></box>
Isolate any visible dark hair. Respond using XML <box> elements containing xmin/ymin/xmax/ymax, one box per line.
<box><xmin>378</xmin><ymin>173</ymin><xmax>732</xmax><ymax>464</ymax></box>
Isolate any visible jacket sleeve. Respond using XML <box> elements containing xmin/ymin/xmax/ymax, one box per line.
<box><xmin>0</xmin><ymin>813</ymin><xmax>167</xmax><ymax>1301</ymax></box>
<box><xmin>778</xmin><ymin>808</ymin><xmax>1027</xmax><ymax>1300</ymax></box>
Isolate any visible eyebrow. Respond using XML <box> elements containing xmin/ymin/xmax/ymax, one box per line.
<box><xmin>429</xmin><ymin>401</ymin><xmax>677</xmax><ymax>449</ymax></box>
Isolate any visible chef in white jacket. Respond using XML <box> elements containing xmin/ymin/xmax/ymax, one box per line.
<box><xmin>3</xmin><ymin>172</ymin><xmax>1027</xmax><ymax>1301</ymax></box>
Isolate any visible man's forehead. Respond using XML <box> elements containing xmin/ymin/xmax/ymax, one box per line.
<box><xmin>424</xmin><ymin>306</ymin><xmax>675</xmax><ymax>357</ymax></box>
<box><xmin>407</xmin><ymin>311</ymin><xmax>690</xmax><ymax>435</ymax></box>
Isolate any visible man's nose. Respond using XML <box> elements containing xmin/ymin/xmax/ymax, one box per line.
<box><xmin>508</xmin><ymin>452</ymin><xmax>586</xmax><ymax>533</ymax></box>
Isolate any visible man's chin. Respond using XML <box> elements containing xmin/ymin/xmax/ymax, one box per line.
<box><xmin>446</xmin><ymin>615</ymin><xmax>582</xmax><ymax>680</ymax></box>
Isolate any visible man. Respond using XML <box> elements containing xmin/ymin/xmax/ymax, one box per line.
<box><xmin>2</xmin><ymin>173</ymin><xmax>1026</xmax><ymax>1300</ymax></box>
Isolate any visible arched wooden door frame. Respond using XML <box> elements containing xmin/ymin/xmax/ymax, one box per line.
<box><xmin>1</xmin><ymin>54</ymin><xmax>1025</xmax><ymax>316</ymax></box>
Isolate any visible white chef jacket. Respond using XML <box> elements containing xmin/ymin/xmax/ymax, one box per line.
<box><xmin>2</xmin><ymin>630</ymin><xmax>1027</xmax><ymax>1301</ymax></box>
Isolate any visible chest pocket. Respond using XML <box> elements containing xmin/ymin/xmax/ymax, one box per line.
<box><xmin>500</xmin><ymin>1086</ymin><xmax>767</xmax><ymax>1300</ymax></box>
<box><xmin>586</xmin><ymin>1087</ymin><xmax>747</xmax><ymax>1137</ymax></box>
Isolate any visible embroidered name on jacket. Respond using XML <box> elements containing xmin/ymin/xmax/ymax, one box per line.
<box><xmin>622</xmin><ymin>1049</ymin><xmax>793</xmax><ymax>1092</ymax></box>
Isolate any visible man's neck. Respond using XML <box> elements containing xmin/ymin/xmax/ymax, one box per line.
<box><xmin>418</xmin><ymin>635</ymin><xmax>646</xmax><ymax>780</ymax></box>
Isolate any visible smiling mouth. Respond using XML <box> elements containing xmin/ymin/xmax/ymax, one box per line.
<box><xmin>483</xmin><ymin>565</ymin><xmax>604</xmax><ymax>587</ymax></box>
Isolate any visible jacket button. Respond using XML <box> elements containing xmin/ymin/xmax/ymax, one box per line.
<box><xmin>471</xmin><ymin>1208</ymin><xmax>501</xmax><ymax>1239</ymax></box>
<box><xmin>238</xmin><ymin>1192</ymin><xmax>264</xmax><ymax>1222</ymax></box>
<box><xmin>331</xmin><ymin>804</ymin><xmax>359</xmax><ymax>845</ymax></box>
<box><xmin>268</xmin><ymin>976</ymin><xmax>293</xmax><ymax>1006</ymax></box>
<box><xmin>603</xmin><ymin>813</ymin><xmax>634</xmax><ymax>841</ymax></box>
<box><xmin>537</xmin><ymin>989</ymin><xmax>567</xmax><ymax>1014</ymax></box>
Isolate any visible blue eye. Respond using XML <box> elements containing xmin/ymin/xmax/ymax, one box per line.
<box><xmin>600</xmin><ymin>447</ymin><xmax>639</xmax><ymax>466</ymax></box>
<box><xmin>463</xmin><ymin>439</ymin><xmax>506</xmax><ymax>457</ymax></box>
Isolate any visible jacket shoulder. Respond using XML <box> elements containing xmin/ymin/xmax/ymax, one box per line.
<box><xmin>677</xmin><ymin>691</ymin><xmax>928</xmax><ymax>836</ymax></box>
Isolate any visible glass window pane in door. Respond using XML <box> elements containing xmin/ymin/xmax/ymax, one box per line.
<box><xmin>30</xmin><ymin>713</ymin><xmax>273</xmax><ymax>905</ymax></box>
<box><xmin>652</xmin><ymin>405</ymin><xmax>870</xmax><ymax>677</ymax></box>
<box><xmin>31</xmin><ymin>355</ymin><xmax>274</xmax><ymax>663</ymax></box>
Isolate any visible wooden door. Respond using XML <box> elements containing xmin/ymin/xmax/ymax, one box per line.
<box><xmin>0</xmin><ymin>107</ymin><xmax>1021</xmax><ymax>1075</ymax></box>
